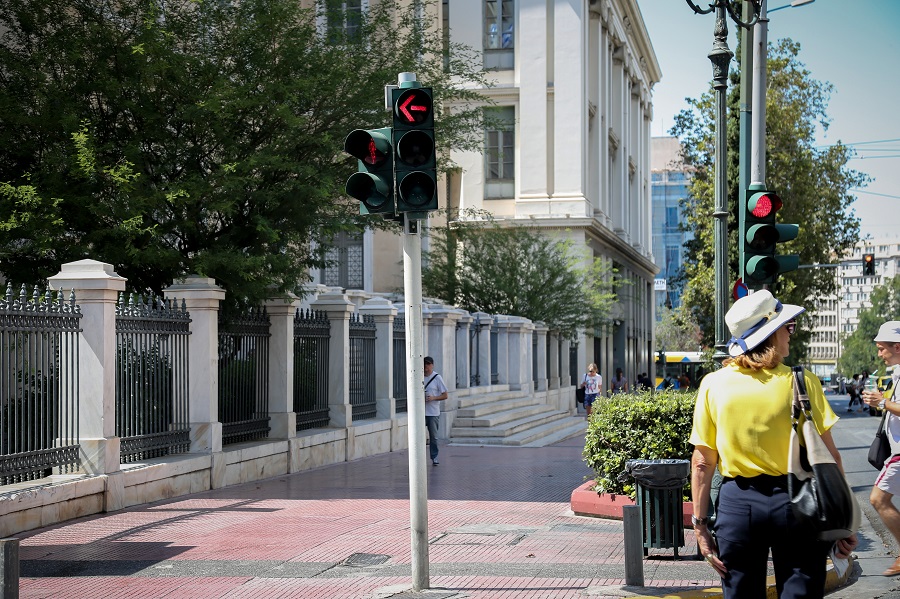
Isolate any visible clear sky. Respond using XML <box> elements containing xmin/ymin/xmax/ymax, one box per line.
<box><xmin>636</xmin><ymin>0</ymin><xmax>900</xmax><ymax>240</ymax></box>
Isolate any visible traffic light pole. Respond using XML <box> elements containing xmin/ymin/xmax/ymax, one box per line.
<box><xmin>402</xmin><ymin>214</ymin><xmax>430</xmax><ymax>591</ymax></box>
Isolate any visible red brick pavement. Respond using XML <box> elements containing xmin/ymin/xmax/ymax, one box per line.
<box><xmin>16</xmin><ymin>435</ymin><xmax>718</xmax><ymax>598</ymax></box>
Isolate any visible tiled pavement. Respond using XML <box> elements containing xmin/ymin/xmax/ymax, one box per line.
<box><xmin>17</xmin><ymin>435</ymin><xmax>722</xmax><ymax>598</ymax></box>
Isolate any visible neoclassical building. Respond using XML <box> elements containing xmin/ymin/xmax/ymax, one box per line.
<box><xmin>314</xmin><ymin>0</ymin><xmax>661</xmax><ymax>386</ymax></box>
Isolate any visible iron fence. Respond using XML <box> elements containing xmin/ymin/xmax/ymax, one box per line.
<box><xmin>218</xmin><ymin>308</ymin><xmax>271</xmax><ymax>444</ymax></box>
<box><xmin>349</xmin><ymin>313</ymin><xmax>376</xmax><ymax>420</ymax></box>
<box><xmin>469</xmin><ymin>316</ymin><xmax>481</xmax><ymax>387</ymax></box>
<box><xmin>1</xmin><ymin>285</ymin><xmax>82</xmax><ymax>485</ymax></box>
<box><xmin>115</xmin><ymin>293</ymin><xmax>191</xmax><ymax>463</ymax></box>
<box><xmin>532</xmin><ymin>332</ymin><xmax>539</xmax><ymax>390</ymax></box>
<box><xmin>294</xmin><ymin>308</ymin><xmax>330</xmax><ymax>431</ymax></box>
<box><xmin>392</xmin><ymin>316</ymin><xmax>407</xmax><ymax>413</ymax></box>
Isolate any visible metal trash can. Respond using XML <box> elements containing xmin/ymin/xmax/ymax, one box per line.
<box><xmin>624</xmin><ymin>459</ymin><xmax>690</xmax><ymax>557</ymax></box>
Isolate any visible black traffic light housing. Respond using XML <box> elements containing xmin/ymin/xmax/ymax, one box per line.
<box><xmin>344</xmin><ymin>127</ymin><xmax>395</xmax><ymax>216</ymax></box>
<box><xmin>863</xmin><ymin>253</ymin><xmax>876</xmax><ymax>276</ymax></box>
<box><xmin>740</xmin><ymin>183</ymin><xmax>799</xmax><ymax>288</ymax></box>
<box><xmin>391</xmin><ymin>85</ymin><xmax>436</xmax><ymax>215</ymax></box>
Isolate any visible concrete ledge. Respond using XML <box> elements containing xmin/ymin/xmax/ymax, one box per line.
<box><xmin>570</xmin><ymin>480</ymin><xmax>693</xmax><ymax>527</ymax></box>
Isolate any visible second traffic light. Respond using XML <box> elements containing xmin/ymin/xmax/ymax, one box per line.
<box><xmin>344</xmin><ymin>127</ymin><xmax>395</xmax><ymax>215</ymax></box>
<box><xmin>740</xmin><ymin>184</ymin><xmax>799</xmax><ymax>288</ymax></box>
<box><xmin>392</xmin><ymin>85</ymin><xmax>437</xmax><ymax>213</ymax></box>
<box><xmin>863</xmin><ymin>253</ymin><xmax>876</xmax><ymax>276</ymax></box>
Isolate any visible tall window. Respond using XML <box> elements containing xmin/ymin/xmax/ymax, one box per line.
<box><xmin>322</xmin><ymin>232</ymin><xmax>364</xmax><ymax>289</ymax></box>
<box><xmin>484</xmin><ymin>106</ymin><xmax>515</xmax><ymax>199</ymax></box>
<box><xmin>484</xmin><ymin>0</ymin><xmax>514</xmax><ymax>69</ymax></box>
<box><xmin>324</xmin><ymin>0</ymin><xmax>363</xmax><ymax>43</ymax></box>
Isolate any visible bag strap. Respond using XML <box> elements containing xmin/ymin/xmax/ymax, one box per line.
<box><xmin>791</xmin><ymin>366</ymin><xmax>812</xmax><ymax>426</ymax></box>
<box><xmin>424</xmin><ymin>374</ymin><xmax>438</xmax><ymax>391</ymax></box>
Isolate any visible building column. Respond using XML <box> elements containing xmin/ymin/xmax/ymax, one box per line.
<box><xmin>264</xmin><ymin>294</ymin><xmax>300</xmax><ymax>439</ymax></box>
<box><xmin>359</xmin><ymin>297</ymin><xmax>397</xmax><ymax>420</ymax></box>
<box><xmin>311</xmin><ymin>291</ymin><xmax>354</xmax><ymax>429</ymax></box>
<box><xmin>49</xmin><ymin>260</ymin><xmax>126</xmax><ymax>510</ymax></box>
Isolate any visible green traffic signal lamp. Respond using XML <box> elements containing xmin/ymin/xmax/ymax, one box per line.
<box><xmin>741</xmin><ymin>184</ymin><xmax>800</xmax><ymax>288</ymax></box>
<box><xmin>344</xmin><ymin>127</ymin><xmax>395</xmax><ymax>215</ymax></box>
<box><xmin>392</xmin><ymin>86</ymin><xmax>437</xmax><ymax>214</ymax></box>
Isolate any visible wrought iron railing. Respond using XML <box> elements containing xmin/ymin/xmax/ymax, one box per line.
<box><xmin>469</xmin><ymin>315</ymin><xmax>481</xmax><ymax>387</ymax></box>
<box><xmin>115</xmin><ymin>293</ymin><xmax>191</xmax><ymax>463</ymax></box>
<box><xmin>532</xmin><ymin>332</ymin><xmax>539</xmax><ymax>390</ymax></box>
<box><xmin>294</xmin><ymin>308</ymin><xmax>330</xmax><ymax>431</ymax></box>
<box><xmin>218</xmin><ymin>308</ymin><xmax>271</xmax><ymax>444</ymax></box>
<box><xmin>1</xmin><ymin>284</ymin><xmax>82</xmax><ymax>484</ymax></box>
<box><xmin>392</xmin><ymin>316</ymin><xmax>407</xmax><ymax>413</ymax></box>
<box><xmin>349</xmin><ymin>313</ymin><xmax>376</xmax><ymax>420</ymax></box>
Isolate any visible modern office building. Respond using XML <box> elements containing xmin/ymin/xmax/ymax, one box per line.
<box><xmin>650</xmin><ymin>136</ymin><xmax>692</xmax><ymax>317</ymax></box>
<box><xmin>313</xmin><ymin>0</ymin><xmax>662</xmax><ymax>384</ymax></box>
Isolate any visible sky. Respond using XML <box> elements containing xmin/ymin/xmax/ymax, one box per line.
<box><xmin>636</xmin><ymin>0</ymin><xmax>900</xmax><ymax>240</ymax></box>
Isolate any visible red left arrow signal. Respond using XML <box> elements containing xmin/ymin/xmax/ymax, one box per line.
<box><xmin>395</xmin><ymin>89</ymin><xmax>432</xmax><ymax>125</ymax></box>
<box><xmin>400</xmin><ymin>95</ymin><xmax>427</xmax><ymax>122</ymax></box>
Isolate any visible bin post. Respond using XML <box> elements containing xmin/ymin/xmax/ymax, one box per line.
<box><xmin>623</xmin><ymin>505</ymin><xmax>644</xmax><ymax>586</ymax></box>
<box><xmin>0</xmin><ymin>538</ymin><xmax>19</xmax><ymax>599</ymax></box>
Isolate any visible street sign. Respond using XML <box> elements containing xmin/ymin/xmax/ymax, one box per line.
<box><xmin>732</xmin><ymin>277</ymin><xmax>749</xmax><ymax>300</ymax></box>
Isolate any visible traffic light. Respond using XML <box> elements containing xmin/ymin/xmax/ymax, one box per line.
<box><xmin>740</xmin><ymin>184</ymin><xmax>799</xmax><ymax>288</ymax></box>
<box><xmin>863</xmin><ymin>253</ymin><xmax>876</xmax><ymax>276</ymax></box>
<box><xmin>391</xmin><ymin>85</ymin><xmax>437</xmax><ymax>213</ymax></box>
<box><xmin>344</xmin><ymin>127</ymin><xmax>394</xmax><ymax>216</ymax></box>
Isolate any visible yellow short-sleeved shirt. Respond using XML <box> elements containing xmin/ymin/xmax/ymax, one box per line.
<box><xmin>689</xmin><ymin>363</ymin><xmax>838</xmax><ymax>479</ymax></box>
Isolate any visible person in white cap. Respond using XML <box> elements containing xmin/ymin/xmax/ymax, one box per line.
<box><xmin>862</xmin><ymin>321</ymin><xmax>900</xmax><ymax>576</ymax></box>
<box><xmin>689</xmin><ymin>290</ymin><xmax>857</xmax><ymax>597</ymax></box>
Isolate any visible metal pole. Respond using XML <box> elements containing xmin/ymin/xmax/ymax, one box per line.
<box><xmin>623</xmin><ymin>505</ymin><xmax>645</xmax><ymax>586</ymax></box>
<box><xmin>709</xmin><ymin>4</ymin><xmax>734</xmax><ymax>356</ymax></box>
<box><xmin>738</xmin><ymin>2</ymin><xmax>754</xmax><ymax>284</ymax></box>
<box><xmin>0</xmin><ymin>538</ymin><xmax>19</xmax><ymax>599</ymax></box>
<box><xmin>751</xmin><ymin>1</ymin><xmax>768</xmax><ymax>185</ymax></box>
<box><xmin>403</xmin><ymin>214</ymin><xmax>429</xmax><ymax>591</ymax></box>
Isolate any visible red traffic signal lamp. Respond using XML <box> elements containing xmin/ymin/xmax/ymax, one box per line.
<box><xmin>740</xmin><ymin>184</ymin><xmax>799</xmax><ymax>288</ymax></box>
<box><xmin>344</xmin><ymin>127</ymin><xmax>394</xmax><ymax>216</ymax></box>
<box><xmin>392</xmin><ymin>86</ymin><xmax>437</xmax><ymax>214</ymax></box>
<box><xmin>863</xmin><ymin>253</ymin><xmax>876</xmax><ymax>276</ymax></box>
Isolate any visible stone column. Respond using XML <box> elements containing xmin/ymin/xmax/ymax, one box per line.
<box><xmin>49</xmin><ymin>260</ymin><xmax>126</xmax><ymax>510</ymax></box>
<box><xmin>264</xmin><ymin>294</ymin><xmax>301</xmax><ymax>438</ymax></box>
<box><xmin>358</xmin><ymin>297</ymin><xmax>397</xmax><ymax>420</ymax></box>
<box><xmin>506</xmin><ymin>317</ymin><xmax>534</xmax><ymax>391</ymax></box>
<box><xmin>493</xmin><ymin>316</ymin><xmax>510</xmax><ymax>385</ymax></box>
<box><xmin>533</xmin><ymin>322</ymin><xmax>548</xmax><ymax>392</ymax></box>
<box><xmin>311</xmin><ymin>291</ymin><xmax>354</xmax><ymax>429</ymax></box>
<box><xmin>472</xmin><ymin>312</ymin><xmax>493</xmax><ymax>388</ymax></box>
<box><xmin>424</xmin><ymin>304</ymin><xmax>460</xmax><ymax>394</ymax></box>
<box><xmin>455</xmin><ymin>312</ymin><xmax>473</xmax><ymax>390</ymax></box>
<box><xmin>548</xmin><ymin>330</ymin><xmax>560</xmax><ymax>390</ymax></box>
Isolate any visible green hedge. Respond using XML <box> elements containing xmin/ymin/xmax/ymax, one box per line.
<box><xmin>583</xmin><ymin>389</ymin><xmax>696</xmax><ymax>498</ymax></box>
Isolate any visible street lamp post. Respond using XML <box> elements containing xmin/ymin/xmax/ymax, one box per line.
<box><xmin>685</xmin><ymin>0</ymin><xmax>761</xmax><ymax>356</ymax></box>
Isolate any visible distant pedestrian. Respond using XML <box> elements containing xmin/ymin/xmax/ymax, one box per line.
<box><xmin>847</xmin><ymin>374</ymin><xmax>861</xmax><ymax>412</ymax></box>
<box><xmin>423</xmin><ymin>356</ymin><xmax>448</xmax><ymax>466</ymax></box>
<box><xmin>862</xmin><ymin>322</ymin><xmax>900</xmax><ymax>576</ymax></box>
<box><xmin>580</xmin><ymin>363</ymin><xmax>602</xmax><ymax>418</ymax></box>
<box><xmin>678</xmin><ymin>373</ymin><xmax>692</xmax><ymax>390</ymax></box>
<box><xmin>839</xmin><ymin>376</ymin><xmax>847</xmax><ymax>395</ymax></box>
<box><xmin>690</xmin><ymin>290</ymin><xmax>856</xmax><ymax>598</ymax></box>
<box><xmin>610</xmin><ymin>367</ymin><xmax>628</xmax><ymax>394</ymax></box>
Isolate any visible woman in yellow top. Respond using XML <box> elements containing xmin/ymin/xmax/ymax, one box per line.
<box><xmin>690</xmin><ymin>290</ymin><xmax>857</xmax><ymax>598</ymax></box>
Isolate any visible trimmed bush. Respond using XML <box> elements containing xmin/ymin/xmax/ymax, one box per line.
<box><xmin>583</xmin><ymin>389</ymin><xmax>696</xmax><ymax>498</ymax></box>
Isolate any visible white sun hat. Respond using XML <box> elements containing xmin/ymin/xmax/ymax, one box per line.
<box><xmin>874</xmin><ymin>322</ymin><xmax>900</xmax><ymax>344</ymax></box>
<box><xmin>725</xmin><ymin>290</ymin><xmax>805</xmax><ymax>357</ymax></box>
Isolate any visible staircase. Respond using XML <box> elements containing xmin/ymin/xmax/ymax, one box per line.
<box><xmin>448</xmin><ymin>385</ymin><xmax>587</xmax><ymax>447</ymax></box>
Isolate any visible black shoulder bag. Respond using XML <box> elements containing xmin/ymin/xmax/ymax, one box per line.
<box><xmin>868</xmin><ymin>411</ymin><xmax>891</xmax><ymax>470</ymax></box>
<box><xmin>787</xmin><ymin>366</ymin><xmax>860</xmax><ymax>541</ymax></box>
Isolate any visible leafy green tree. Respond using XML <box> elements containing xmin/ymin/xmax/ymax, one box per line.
<box><xmin>671</xmin><ymin>39</ymin><xmax>867</xmax><ymax>357</ymax></box>
<box><xmin>422</xmin><ymin>211</ymin><xmax>620</xmax><ymax>338</ymax></box>
<box><xmin>655</xmin><ymin>305</ymin><xmax>701</xmax><ymax>352</ymax></box>
<box><xmin>0</xmin><ymin>0</ymin><xmax>489</xmax><ymax>307</ymax></box>
<box><xmin>839</xmin><ymin>276</ymin><xmax>900</xmax><ymax>377</ymax></box>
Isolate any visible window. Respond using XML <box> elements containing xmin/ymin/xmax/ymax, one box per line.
<box><xmin>324</xmin><ymin>0</ymin><xmax>363</xmax><ymax>43</ymax></box>
<box><xmin>322</xmin><ymin>232</ymin><xmax>364</xmax><ymax>289</ymax></box>
<box><xmin>484</xmin><ymin>106</ymin><xmax>515</xmax><ymax>198</ymax></box>
<box><xmin>484</xmin><ymin>0</ymin><xmax>514</xmax><ymax>69</ymax></box>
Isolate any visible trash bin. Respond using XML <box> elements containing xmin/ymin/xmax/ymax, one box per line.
<box><xmin>623</xmin><ymin>459</ymin><xmax>690</xmax><ymax>557</ymax></box>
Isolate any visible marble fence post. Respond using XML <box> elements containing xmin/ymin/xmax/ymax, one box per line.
<box><xmin>506</xmin><ymin>317</ymin><xmax>535</xmax><ymax>391</ymax></box>
<box><xmin>310</xmin><ymin>291</ymin><xmax>354</xmax><ymax>429</ymax></box>
<box><xmin>49</xmin><ymin>259</ymin><xmax>126</xmax><ymax>510</ymax></box>
<box><xmin>264</xmin><ymin>294</ymin><xmax>301</xmax><ymax>438</ymax></box>
<box><xmin>455</xmin><ymin>311</ymin><xmax>473</xmax><ymax>390</ymax></box>
<box><xmin>494</xmin><ymin>316</ymin><xmax>510</xmax><ymax>385</ymax></box>
<box><xmin>472</xmin><ymin>312</ymin><xmax>493</xmax><ymax>388</ymax></box>
<box><xmin>533</xmin><ymin>322</ymin><xmax>549</xmax><ymax>392</ymax></box>
<box><xmin>358</xmin><ymin>297</ymin><xmax>397</xmax><ymax>420</ymax></box>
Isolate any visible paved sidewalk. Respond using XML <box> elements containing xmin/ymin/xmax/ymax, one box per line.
<box><xmin>17</xmin><ymin>434</ymin><xmax>729</xmax><ymax>599</ymax></box>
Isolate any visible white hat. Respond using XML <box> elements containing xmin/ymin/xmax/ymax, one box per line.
<box><xmin>725</xmin><ymin>290</ymin><xmax>805</xmax><ymax>357</ymax></box>
<box><xmin>874</xmin><ymin>322</ymin><xmax>900</xmax><ymax>344</ymax></box>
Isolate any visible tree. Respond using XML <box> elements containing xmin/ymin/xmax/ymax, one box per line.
<box><xmin>422</xmin><ymin>211</ymin><xmax>620</xmax><ymax>339</ymax></box>
<box><xmin>839</xmin><ymin>276</ymin><xmax>900</xmax><ymax>377</ymax></box>
<box><xmin>655</xmin><ymin>305</ymin><xmax>701</xmax><ymax>352</ymax></box>
<box><xmin>0</xmin><ymin>0</ymin><xmax>489</xmax><ymax>308</ymax></box>
<box><xmin>671</xmin><ymin>39</ymin><xmax>867</xmax><ymax>358</ymax></box>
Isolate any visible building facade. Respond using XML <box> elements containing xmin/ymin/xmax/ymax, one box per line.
<box><xmin>650</xmin><ymin>136</ymin><xmax>692</xmax><ymax>317</ymax></box>
<box><xmin>315</xmin><ymin>0</ymin><xmax>662</xmax><ymax>386</ymax></box>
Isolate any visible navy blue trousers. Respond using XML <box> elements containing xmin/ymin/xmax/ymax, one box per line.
<box><xmin>715</xmin><ymin>475</ymin><xmax>831</xmax><ymax>598</ymax></box>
